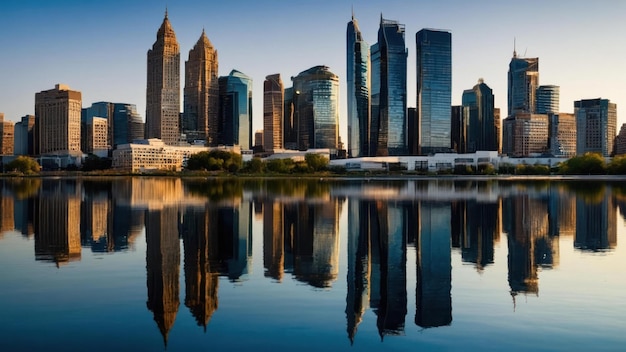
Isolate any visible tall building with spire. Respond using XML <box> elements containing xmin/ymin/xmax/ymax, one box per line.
<box><xmin>507</xmin><ymin>46</ymin><xmax>539</xmax><ymax>116</ymax></box>
<box><xmin>184</xmin><ymin>29</ymin><xmax>219</xmax><ymax>145</ymax></box>
<box><xmin>263</xmin><ymin>74</ymin><xmax>284</xmax><ymax>152</ymax></box>
<box><xmin>371</xmin><ymin>16</ymin><xmax>407</xmax><ymax>156</ymax></box>
<box><xmin>146</xmin><ymin>10</ymin><xmax>180</xmax><ymax>146</ymax></box>
<box><xmin>347</xmin><ymin>13</ymin><xmax>370</xmax><ymax>158</ymax></box>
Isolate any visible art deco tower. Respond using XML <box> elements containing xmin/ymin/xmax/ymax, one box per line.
<box><xmin>146</xmin><ymin>11</ymin><xmax>180</xmax><ymax>146</ymax></box>
<box><xmin>184</xmin><ymin>29</ymin><xmax>219</xmax><ymax>145</ymax></box>
<box><xmin>263</xmin><ymin>74</ymin><xmax>284</xmax><ymax>152</ymax></box>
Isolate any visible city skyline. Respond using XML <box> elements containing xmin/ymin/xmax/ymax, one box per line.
<box><xmin>2</xmin><ymin>0</ymin><xmax>626</xmax><ymax>143</ymax></box>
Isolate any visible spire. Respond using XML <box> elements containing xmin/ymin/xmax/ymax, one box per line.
<box><xmin>351</xmin><ymin>4</ymin><xmax>354</xmax><ymax>20</ymax></box>
<box><xmin>513</xmin><ymin>37</ymin><xmax>517</xmax><ymax>58</ymax></box>
<box><xmin>165</xmin><ymin>6</ymin><xmax>168</xmax><ymax>19</ymax></box>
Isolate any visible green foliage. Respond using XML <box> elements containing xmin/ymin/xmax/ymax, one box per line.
<box><xmin>607</xmin><ymin>155</ymin><xmax>626</xmax><ymax>175</ymax></box>
<box><xmin>478</xmin><ymin>163</ymin><xmax>496</xmax><ymax>175</ymax></box>
<box><xmin>515</xmin><ymin>164</ymin><xmax>550</xmax><ymax>175</ymax></box>
<box><xmin>242</xmin><ymin>157</ymin><xmax>265</xmax><ymax>173</ymax></box>
<box><xmin>186</xmin><ymin>150</ymin><xmax>242</xmax><ymax>173</ymax></box>
<box><xmin>4</xmin><ymin>156</ymin><xmax>41</xmax><ymax>174</ymax></box>
<box><xmin>454</xmin><ymin>164</ymin><xmax>475</xmax><ymax>175</ymax></box>
<box><xmin>498</xmin><ymin>163</ymin><xmax>516</xmax><ymax>174</ymax></box>
<box><xmin>304</xmin><ymin>153</ymin><xmax>329</xmax><ymax>172</ymax></box>
<box><xmin>558</xmin><ymin>153</ymin><xmax>606</xmax><ymax>175</ymax></box>
<box><xmin>82</xmin><ymin>154</ymin><xmax>112</xmax><ymax>171</ymax></box>
<box><xmin>266</xmin><ymin>158</ymin><xmax>295</xmax><ymax>173</ymax></box>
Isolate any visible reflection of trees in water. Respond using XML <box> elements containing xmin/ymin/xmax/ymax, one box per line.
<box><xmin>564</xmin><ymin>181</ymin><xmax>606</xmax><ymax>204</ymax></box>
<box><xmin>3</xmin><ymin>178</ymin><xmax>41</xmax><ymax>199</ymax></box>
<box><xmin>184</xmin><ymin>178</ymin><xmax>243</xmax><ymax>201</ymax></box>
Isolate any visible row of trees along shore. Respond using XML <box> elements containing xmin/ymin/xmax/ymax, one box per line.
<box><xmin>3</xmin><ymin>151</ymin><xmax>626</xmax><ymax>176</ymax></box>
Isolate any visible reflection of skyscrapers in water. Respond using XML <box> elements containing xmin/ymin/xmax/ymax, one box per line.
<box><xmin>575</xmin><ymin>190</ymin><xmax>617</xmax><ymax>251</ymax></box>
<box><xmin>503</xmin><ymin>194</ymin><xmax>558</xmax><ymax>299</ymax></box>
<box><xmin>263</xmin><ymin>201</ymin><xmax>284</xmax><ymax>281</ymax></box>
<box><xmin>452</xmin><ymin>199</ymin><xmax>499</xmax><ymax>272</ymax></box>
<box><xmin>34</xmin><ymin>180</ymin><xmax>81</xmax><ymax>265</ymax></box>
<box><xmin>180</xmin><ymin>206</ymin><xmax>219</xmax><ymax>330</ymax></box>
<box><xmin>548</xmin><ymin>184</ymin><xmax>576</xmax><ymax>239</ymax></box>
<box><xmin>80</xmin><ymin>183</ymin><xmax>110</xmax><ymax>251</ymax></box>
<box><xmin>146</xmin><ymin>206</ymin><xmax>180</xmax><ymax>347</ymax></box>
<box><xmin>0</xmin><ymin>191</ymin><xmax>15</xmax><ymax>238</ymax></box>
<box><xmin>219</xmin><ymin>201</ymin><xmax>252</xmax><ymax>281</ymax></box>
<box><xmin>284</xmin><ymin>199</ymin><xmax>341</xmax><ymax>288</ymax></box>
<box><xmin>415</xmin><ymin>201</ymin><xmax>451</xmax><ymax>328</ymax></box>
<box><xmin>345</xmin><ymin>199</ymin><xmax>372</xmax><ymax>343</ymax></box>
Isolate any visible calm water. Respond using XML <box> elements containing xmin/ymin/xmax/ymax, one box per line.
<box><xmin>0</xmin><ymin>177</ymin><xmax>625</xmax><ymax>351</ymax></box>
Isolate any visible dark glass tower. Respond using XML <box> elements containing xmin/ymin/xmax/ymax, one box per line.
<box><xmin>416</xmin><ymin>29</ymin><xmax>452</xmax><ymax>155</ymax></box>
<box><xmin>371</xmin><ymin>16</ymin><xmax>407</xmax><ymax>156</ymax></box>
<box><xmin>218</xmin><ymin>70</ymin><xmax>253</xmax><ymax>150</ymax></box>
<box><xmin>508</xmin><ymin>52</ymin><xmax>539</xmax><ymax>116</ymax></box>
<box><xmin>347</xmin><ymin>13</ymin><xmax>370</xmax><ymax>157</ymax></box>
<box><xmin>461</xmin><ymin>79</ymin><xmax>497</xmax><ymax>152</ymax></box>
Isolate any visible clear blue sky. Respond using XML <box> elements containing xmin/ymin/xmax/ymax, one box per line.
<box><xmin>2</xmin><ymin>0</ymin><xmax>626</xmax><ymax>141</ymax></box>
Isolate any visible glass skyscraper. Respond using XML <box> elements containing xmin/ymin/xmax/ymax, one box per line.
<box><xmin>82</xmin><ymin>102</ymin><xmax>144</xmax><ymax>149</ymax></box>
<box><xmin>263</xmin><ymin>74</ymin><xmax>284</xmax><ymax>152</ymax></box>
<box><xmin>461</xmin><ymin>80</ymin><xmax>497</xmax><ymax>152</ymax></box>
<box><xmin>346</xmin><ymin>14</ymin><xmax>370</xmax><ymax>158</ymax></box>
<box><xmin>536</xmin><ymin>85</ymin><xmax>560</xmax><ymax>114</ymax></box>
<box><xmin>416</xmin><ymin>29</ymin><xmax>451</xmax><ymax>155</ymax></box>
<box><xmin>508</xmin><ymin>53</ymin><xmax>539</xmax><ymax>116</ymax></box>
<box><xmin>292</xmin><ymin>65</ymin><xmax>339</xmax><ymax>150</ymax></box>
<box><xmin>575</xmin><ymin>98</ymin><xmax>617</xmax><ymax>157</ymax></box>
<box><xmin>371</xmin><ymin>17</ymin><xmax>407</xmax><ymax>156</ymax></box>
<box><xmin>218</xmin><ymin>70</ymin><xmax>253</xmax><ymax>150</ymax></box>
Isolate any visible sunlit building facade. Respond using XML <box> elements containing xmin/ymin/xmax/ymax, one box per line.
<box><xmin>371</xmin><ymin>17</ymin><xmax>407</xmax><ymax>156</ymax></box>
<box><xmin>146</xmin><ymin>12</ymin><xmax>180</xmax><ymax>146</ymax></box>
<box><xmin>614</xmin><ymin>123</ymin><xmax>626</xmax><ymax>155</ymax></box>
<box><xmin>184</xmin><ymin>30</ymin><xmax>219</xmax><ymax>145</ymax></box>
<box><xmin>0</xmin><ymin>113</ymin><xmax>14</xmax><ymax>156</ymax></box>
<box><xmin>35</xmin><ymin>84</ymin><xmax>82</xmax><ymax>155</ymax></box>
<box><xmin>112</xmin><ymin>138</ymin><xmax>214</xmax><ymax>172</ymax></box>
<box><xmin>347</xmin><ymin>14</ymin><xmax>370</xmax><ymax>157</ymax></box>
<box><xmin>263</xmin><ymin>74</ymin><xmax>284</xmax><ymax>152</ymax></box>
<box><xmin>417</xmin><ymin>29</ymin><xmax>452</xmax><ymax>155</ymax></box>
<box><xmin>292</xmin><ymin>65</ymin><xmax>339</xmax><ymax>150</ymax></box>
<box><xmin>218</xmin><ymin>70</ymin><xmax>253</xmax><ymax>150</ymax></box>
<box><xmin>548</xmin><ymin>112</ymin><xmax>577</xmax><ymax>157</ymax></box>
<box><xmin>575</xmin><ymin>98</ymin><xmax>617</xmax><ymax>157</ymax></box>
<box><xmin>508</xmin><ymin>54</ymin><xmax>539</xmax><ymax>115</ymax></box>
<box><xmin>502</xmin><ymin>113</ymin><xmax>549</xmax><ymax>157</ymax></box>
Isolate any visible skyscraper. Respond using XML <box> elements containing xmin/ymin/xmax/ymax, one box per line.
<box><xmin>35</xmin><ymin>84</ymin><xmax>82</xmax><ymax>155</ymax></box>
<box><xmin>263</xmin><ymin>74</ymin><xmax>284</xmax><ymax>152</ymax></box>
<box><xmin>536</xmin><ymin>85</ymin><xmax>560</xmax><ymax>114</ymax></box>
<box><xmin>184</xmin><ymin>29</ymin><xmax>219</xmax><ymax>145</ymax></box>
<box><xmin>82</xmin><ymin>102</ymin><xmax>144</xmax><ymax>149</ymax></box>
<box><xmin>347</xmin><ymin>13</ymin><xmax>370</xmax><ymax>158</ymax></box>
<box><xmin>575</xmin><ymin>98</ymin><xmax>617</xmax><ymax>157</ymax></box>
<box><xmin>416</xmin><ymin>29</ymin><xmax>452</xmax><ymax>155</ymax></box>
<box><xmin>283</xmin><ymin>87</ymin><xmax>298</xmax><ymax>150</ymax></box>
<box><xmin>461</xmin><ymin>79</ymin><xmax>497</xmax><ymax>152</ymax></box>
<box><xmin>0</xmin><ymin>114</ymin><xmax>14</xmax><ymax>156</ymax></box>
<box><xmin>507</xmin><ymin>52</ymin><xmax>539</xmax><ymax>115</ymax></box>
<box><xmin>292</xmin><ymin>65</ymin><xmax>340</xmax><ymax>150</ymax></box>
<box><xmin>14</xmin><ymin>115</ymin><xmax>35</xmax><ymax>156</ymax></box>
<box><xmin>146</xmin><ymin>11</ymin><xmax>180</xmax><ymax>146</ymax></box>
<box><xmin>371</xmin><ymin>17</ymin><xmax>407</xmax><ymax>156</ymax></box>
<box><xmin>218</xmin><ymin>70</ymin><xmax>253</xmax><ymax>150</ymax></box>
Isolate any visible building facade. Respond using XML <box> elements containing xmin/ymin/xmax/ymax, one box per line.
<box><xmin>508</xmin><ymin>54</ymin><xmax>539</xmax><ymax>115</ymax></box>
<box><xmin>417</xmin><ymin>29</ymin><xmax>452</xmax><ymax>155</ymax></box>
<box><xmin>81</xmin><ymin>117</ymin><xmax>108</xmax><ymax>156</ymax></box>
<box><xmin>371</xmin><ymin>17</ymin><xmax>407</xmax><ymax>156</ymax></box>
<box><xmin>536</xmin><ymin>85</ymin><xmax>560</xmax><ymax>114</ymax></box>
<box><xmin>218</xmin><ymin>70</ymin><xmax>253</xmax><ymax>150</ymax></box>
<box><xmin>112</xmin><ymin>138</ymin><xmax>217</xmax><ymax>172</ymax></box>
<box><xmin>82</xmin><ymin>102</ymin><xmax>144</xmax><ymax>149</ymax></box>
<box><xmin>574</xmin><ymin>98</ymin><xmax>617</xmax><ymax>157</ymax></box>
<box><xmin>263</xmin><ymin>74</ymin><xmax>284</xmax><ymax>152</ymax></box>
<box><xmin>14</xmin><ymin>115</ymin><xmax>35</xmax><ymax>156</ymax></box>
<box><xmin>35</xmin><ymin>84</ymin><xmax>82</xmax><ymax>155</ymax></box>
<box><xmin>183</xmin><ymin>30</ymin><xmax>219</xmax><ymax>145</ymax></box>
<box><xmin>548</xmin><ymin>113</ymin><xmax>576</xmax><ymax>157</ymax></box>
<box><xmin>146</xmin><ymin>11</ymin><xmax>180</xmax><ymax>146</ymax></box>
<box><xmin>346</xmin><ymin>14</ymin><xmax>370</xmax><ymax>158</ymax></box>
<box><xmin>502</xmin><ymin>113</ymin><xmax>549</xmax><ymax>157</ymax></box>
<box><xmin>291</xmin><ymin>65</ymin><xmax>340</xmax><ymax>151</ymax></box>
<box><xmin>0</xmin><ymin>113</ymin><xmax>13</xmax><ymax>156</ymax></box>
<box><xmin>462</xmin><ymin>80</ymin><xmax>497</xmax><ymax>153</ymax></box>
<box><xmin>614</xmin><ymin>123</ymin><xmax>626</xmax><ymax>156</ymax></box>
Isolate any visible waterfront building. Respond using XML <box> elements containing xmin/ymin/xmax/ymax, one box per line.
<box><xmin>548</xmin><ymin>113</ymin><xmax>576</xmax><ymax>157</ymax></box>
<box><xmin>291</xmin><ymin>65</ymin><xmax>339</xmax><ymax>150</ymax></box>
<box><xmin>371</xmin><ymin>17</ymin><xmax>407</xmax><ymax>156</ymax></box>
<box><xmin>574</xmin><ymin>98</ymin><xmax>617</xmax><ymax>157</ymax></box>
<box><xmin>502</xmin><ymin>113</ymin><xmax>549</xmax><ymax>157</ymax></box>
<box><xmin>417</xmin><ymin>29</ymin><xmax>452</xmax><ymax>155</ymax></box>
<box><xmin>81</xmin><ymin>116</ymin><xmax>108</xmax><ymax>156</ymax></box>
<box><xmin>283</xmin><ymin>87</ymin><xmax>298</xmax><ymax>150</ymax></box>
<box><xmin>0</xmin><ymin>113</ymin><xmax>14</xmax><ymax>155</ymax></box>
<box><xmin>614</xmin><ymin>123</ymin><xmax>626</xmax><ymax>155</ymax></box>
<box><xmin>461</xmin><ymin>79</ymin><xmax>497</xmax><ymax>153</ymax></box>
<box><xmin>83</xmin><ymin>102</ymin><xmax>144</xmax><ymax>149</ymax></box>
<box><xmin>183</xmin><ymin>30</ymin><xmax>219</xmax><ymax>145</ymax></box>
<box><xmin>35</xmin><ymin>84</ymin><xmax>82</xmax><ymax>155</ymax></box>
<box><xmin>146</xmin><ymin>11</ymin><xmax>180</xmax><ymax>146</ymax></box>
<box><xmin>536</xmin><ymin>85</ymin><xmax>559</xmax><ymax>114</ymax></box>
<box><xmin>14</xmin><ymin>115</ymin><xmax>35</xmax><ymax>156</ymax></box>
<box><xmin>347</xmin><ymin>13</ymin><xmax>370</xmax><ymax>157</ymax></box>
<box><xmin>218</xmin><ymin>70</ymin><xmax>253</xmax><ymax>150</ymax></box>
<box><xmin>263</xmin><ymin>74</ymin><xmax>284</xmax><ymax>152</ymax></box>
<box><xmin>450</xmin><ymin>105</ymin><xmax>465</xmax><ymax>153</ymax></box>
<box><xmin>508</xmin><ymin>53</ymin><xmax>539</xmax><ymax>115</ymax></box>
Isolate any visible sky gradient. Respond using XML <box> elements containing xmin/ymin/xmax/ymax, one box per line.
<box><xmin>2</xmin><ymin>0</ymin><xmax>626</xmax><ymax>141</ymax></box>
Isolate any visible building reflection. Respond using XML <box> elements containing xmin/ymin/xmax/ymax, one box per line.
<box><xmin>263</xmin><ymin>200</ymin><xmax>284</xmax><ymax>281</ymax></box>
<box><xmin>34</xmin><ymin>180</ymin><xmax>81</xmax><ymax>266</ymax></box>
<box><xmin>452</xmin><ymin>199</ymin><xmax>500</xmax><ymax>272</ymax></box>
<box><xmin>575</xmin><ymin>188</ymin><xmax>617</xmax><ymax>251</ymax></box>
<box><xmin>415</xmin><ymin>201</ymin><xmax>452</xmax><ymax>328</ymax></box>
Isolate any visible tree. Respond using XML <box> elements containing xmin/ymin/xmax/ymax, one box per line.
<box><xmin>4</xmin><ymin>156</ymin><xmax>41</xmax><ymax>174</ymax></box>
<box><xmin>304</xmin><ymin>153</ymin><xmax>329</xmax><ymax>172</ymax></box>
<box><xmin>558</xmin><ymin>153</ymin><xmax>606</xmax><ymax>175</ymax></box>
<box><xmin>186</xmin><ymin>150</ymin><xmax>242</xmax><ymax>172</ymax></box>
